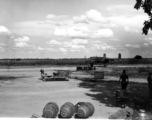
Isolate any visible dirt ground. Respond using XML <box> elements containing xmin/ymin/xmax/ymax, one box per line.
<box><xmin>0</xmin><ymin>66</ymin><xmax>152</xmax><ymax>119</ymax></box>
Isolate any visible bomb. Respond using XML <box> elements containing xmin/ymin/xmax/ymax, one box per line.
<box><xmin>42</xmin><ymin>102</ymin><xmax>59</xmax><ymax>118</ymax></box>
<box><xmin>76</xmin><ymin>102</ymin><xmax>95</xmax><ymax>118</ymax></box>
<box><xmin>60</xmin><ymin>102</ymin><xmax>75</xmax><ymax>118</ymax></box>
<box><xmin>85</xmin><ymin>102</ymin><xmax>95</xmax><ymax>116</ymax></box>
<box><xmin>77</xmin><ymin>104</ymin><xmax>90</xmax><ymax>118</ymax></box>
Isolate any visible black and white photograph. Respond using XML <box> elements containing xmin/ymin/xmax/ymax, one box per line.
<box><xmin>0</xmin><ymin>0</ymin><xmax>152</xmax><ymax>119</ymax></box>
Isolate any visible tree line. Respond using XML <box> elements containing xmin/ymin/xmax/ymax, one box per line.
<box><xmin>0</xmin><ymin>58</ymin><xmax>152</xmax><ymax>66</ymax></box>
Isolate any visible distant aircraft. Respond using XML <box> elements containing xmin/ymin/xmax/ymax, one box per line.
<box><xmin>85</xmin><ymin>56</ymin><xmax>114</xmax><ymax>67</ymax></box>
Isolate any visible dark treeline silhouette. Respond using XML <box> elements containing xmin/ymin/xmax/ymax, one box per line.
<box><xmin>0</xmin><ymin>58</ymin><xmax>87</xmax><ymax>66</ymax></box>
<box><xmin>110</xmin><ymin>58</ymin><xmax>152</xmax><ymax>65</ymax></box>
<box><xmin>0</xmin><ymin>58</ymin><xmax>152</xmax><ymax>66</ymax></box>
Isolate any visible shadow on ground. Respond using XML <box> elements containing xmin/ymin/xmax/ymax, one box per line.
<box><xmin>77</xmin><ymin>78</ymin><xmax>152</xmax><ymax>112</ymax></box>
<box><xmin>0</xmin><ymin>76</ymin><xmax>32</xmax><ymax>81</ymax></box>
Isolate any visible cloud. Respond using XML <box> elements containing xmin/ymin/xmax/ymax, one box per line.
<box><xmin>67</xmin><ymin>26</ymin><xmax>89</xmax><ymax>37</ymax></box>
<box><xmin>0</xmin><ymin>43</ymin><xmax>7</xmax><ymax>47</ymax></box>
<box><xmin>73</xmin><ymin>15</ymin><xmax>89</xmax><ymax>24</ymax></box>
<box><xmin>68</xmin><ymin>44</ymin><xmax>85</xmax><ymax>52</ymax></box>
<box><xmin>54</xmin><ymin>26</ymin><xmax>89</xmax><ymax>38</ymax></box>
<box><xmin>13</xmin><ymin>10</ymin><xmax>115</xmax><ymax>39</ymax></box>
<box><xmin>41</xmin><ymin>20</ymin><xmax>68</xmax><ymax>26</ymax></box>
<box><xmin>126</xmin><ymin>44</ymin><xmax>140</xmax><ymax>48</ymax></box>
<box><xmin>105</xmin><ymin>5</ymin><xmax>133</xmax><ymax>11</ymax></box>
<box><xmin>110</xmin><ymin>38</ymin><xmax>120</xmax><ymax>41</ymax></box>
<box><xmin>13</xmin><ymin>15</ymin><xmax>70</xmax><ymax>37</ymax></box>
<box><xmin>37</xmin><ymin>46</ymin><xmax>44</xmax><ymax>51</ymax></box>
<box><xmin>14</xmin><ymin>36</ymin><xmax>30</xmax><ymax>48</ymax></box>
<box><xmin>91</xmin><ymin>40</ymin><xmax>101</xmax><ymax>44</ymax></box>
<box><xmin>54</xmin><ymin>27</ymin><xmax>113</xmax><ymax>38</ymax></box>
<box><xmin>46</xmin><ymin>14</ymin><xmax>68</xmax><ymax>20</ymax></box>
<box><xmin>92</xmin><ymin>44</ymin><xmax>125</xmax><ymax>51</ymax></box>
<box><xmin>46</xmin><ymin>39</ymin><xmax>88</xmax><ymax>52</ymax></box>
<box><xmin>62</xmin><ymin>41</ymin><xmax>85</xmax><ymax>51</ymax></box>
<box><xmin>143</xmin><ymin>43</ymin><xmax>149</xmax><ymax>47</ymax></box>
<box><xmin>32</xmin><ymin>46</ymin><xmax>56</xmax><ymax>52</ymax></box>
<box><xmin>108</xmin><ymin>15</ymin><xmax>149</xmax><ymax>28</ymax></box>
<box><xmin>14</xmin><ymin>36</ymin><xmax>30</xmax><ymax>42</ymax></box>
<box><xmin>86</xmin><ymin>9</ymin><xmax>107</xmax><ymax>23</ymax></box>
<box><xmin>46</xmin><ymin>48</ymin><xmax>56</xmax><ymax>52</ymax></box>
<box><xmin>73</xmin><ymin>9</ymin><xmax>118</xmax><ymax>30</ymax></box>
<box><xmin>48</xmin><ymin>40</ymin><xmax>61</xmax><ymax>45</ymax></box>
<box><xmin>62</xmin><ymin>42</ymin><xmax>72</xmax><ymax>48</ymax></box>
<box><xmin>0</xmin><ymin>47</ymin><xmax>4</xmax><ymax>53</ymax></box>
<box><xmin>0</xmin><ymin>26</ymin><xmax>11</xmax><ymax>35</ymax></box>
<box><xmin>37</xmin><ymin>14</ymin><xmax>69</xmax><ymax>26</ymax></box>
<box><xmin>45</xmin><ymin>14</ymin><xmax>69</xmax><ymax>26</ymax></box>
<box><xmin>145</xmin><ymin>37</ymin><xmax>152</xmax><ymax>41</ymax></box>
<box><xmin>115</xmin><ymin>45</ymin><xmax>127</xmax><ymax>50</ymax></box>
<box><xmin>13</xmin><ymin>21</ymin><xmax>55</xmax><ymax>38</ymax></box>
<box><xmin>124</xmin><ymin>26</ymin><xmax>130</xmax><ymax>31</ymax></box>
<box><xmin>105</xmin><ymin>4</ymin><xmax>146</xmax><ymax>24</ymax></box>
<box><xmin>71</xmin><ymin>39</ymin><xmax>88</xmax><ymax>45</ymax></box>
<box><xmin>142</xmin><ymin>51</ymin><xmax>149</xmax><ymax>55</ymax></box>
<box><xmin>73</xmin><ymin>9</ymin><xmax>107</xmax><ymax>24</ymax></box>
<box><xmin>124</xmin><ymin>26</ymin><xmax>139</xmax><ymax>33</ymax></box>
<box><xmin>46</xmin><ymin>14</ymin><xmax>56</xmax><ymax>19</ymax></box>
<box><xmin>149</xmin><ymin>41</ymin><xmax>152</xmax><ymax>45</ymax></box>
<box><xmin>59</xmin><ymin>48</ymin><xmax>68</xmax><ymax>53</ymax></box>
<box><xmin>100</xmin><ymin>23</ymin><xmax>117</xmax><ymax>28</ymax></box>
<box><xmin>15</xmin><ymin>42</ymin><xmax>29</xmax><ymax>47</ymax></box>
<box><xmin>64</xmin><ymin>42</ymin><xmax>85</xmax><ymax>49</ymax></box>
<box><xmin>92</xmin><ymin>29</ymin><xmax>113</xmax><ymax>38</ymax></box>
<box><xmin>54</xmin><ymin>28</ymin><xmax>68</xmax><ymax>37</ymax></box>
<box><xmin>144</xmin><ymin>37</ymin><xmax>152</xmax><ymax>46</ymax></box>
<box><xmin>71</xmin><ymin>45</ymin><xmax>85</xmax><ymax>50</ymax></box>
<box><xmin>93</xmin><ymin>43</ymin><xmax>116</xmax><ymax>50</ymax></box>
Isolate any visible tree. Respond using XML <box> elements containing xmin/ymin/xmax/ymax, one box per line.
<box><xmin>134</xmin><ymin>55</ymin><xmax>142</xmax><ymax>59</ymax></box>
<box><xmin>103</xmin><ymin>59</ymin><xmax>109</xmax><ymax>67</ymax></box>
<box><xmin>134</xmin><ymin>0</ymin><xmax>152</xmax><ymax>35</ymax></box>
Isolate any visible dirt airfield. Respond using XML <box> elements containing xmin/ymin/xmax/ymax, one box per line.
<box><xmin>0</xmin><ymin>65</ymin><xmax>152</xmax><ymax>119</ymax></box>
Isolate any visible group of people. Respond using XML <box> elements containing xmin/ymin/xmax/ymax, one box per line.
<box><xmin>40</xmin><ymin>68</ymin><xmax>152</xmax><ymax>99</ymax></box>
<box><xmin>119</xmin><ymin>70</ymin><xmax>152</xmax><ymax>99</ymax></box>
<box><xmin>40</xmin><ymin>69</ymin><xmax>58</xmax><ymax>77</ymax></box>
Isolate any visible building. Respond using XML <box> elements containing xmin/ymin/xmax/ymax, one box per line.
<box><xmin>103</xmin><ymin>53</ymin><xmax>106</xmax><ymax>58</ymax></box>
<box><xmin>118</xmin><ymin>53</ymin><xmax>121</xmax><ymax>60</ymax></box>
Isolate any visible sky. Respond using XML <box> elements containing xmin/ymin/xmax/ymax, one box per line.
<box><xmin>0</xmin><ymin>0</ymin><xmax>152</xmax><ymax>59</ymax></box>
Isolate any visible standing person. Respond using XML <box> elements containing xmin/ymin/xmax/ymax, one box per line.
<box><xmin>147</xmin><ymin>72</ymin><xmax>152</xmax><ymax>99</ymax></box>
<box><xmin>119</xmin><ymin>70</ymin><xmax>129</xmax><ymax>90</ymax></box>
<box><xmin>40</xmin><ymin>69</ymin><xmax>44</xmax><ymax>75</ymax></box>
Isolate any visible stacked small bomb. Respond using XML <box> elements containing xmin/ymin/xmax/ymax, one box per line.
<box><xmin>42</xmin><ymin>102</ymin><xmax>95</xmax><ymax>119</ymax></box>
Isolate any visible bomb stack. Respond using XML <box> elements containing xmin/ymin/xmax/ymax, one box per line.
<box><xmin>41</xmin><ymin>102</ymin><xmax>95</xmax><ymax>118</ymax></box>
